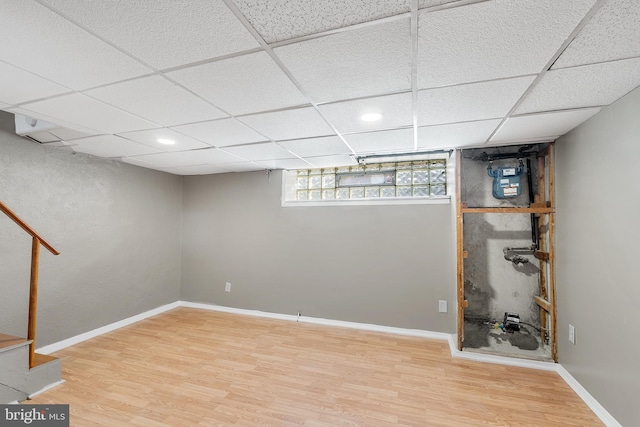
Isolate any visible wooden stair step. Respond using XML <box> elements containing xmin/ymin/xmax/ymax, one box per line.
<box><xmin>0</xmin><ymin>333</ymin><xmax>29</xmax><ymax>352</ymax></box>
<box><xmin>32</xmin><ymin>353</ymin><xmax>58</xmax><ymax>368</ymax></box>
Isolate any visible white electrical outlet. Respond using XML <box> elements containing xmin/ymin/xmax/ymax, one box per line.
<box><xmin>569</xmin><ymin>324</ymin><xmax>575</xmax><ymax>344</ymax></box>
<box><xmin>438</xmin><ymin>300</ymin><xmax>448</xmax><ymax>313</ymax></box>
<box><xmin>225</xmin><ymin>282</ymin><xmax>231</xmax><ymax>292</ymax></box>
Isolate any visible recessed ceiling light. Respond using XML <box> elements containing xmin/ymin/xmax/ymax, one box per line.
<box><xmin>360</xmin><ymin>112</ymin><xmax>383</xmax><ymax>122</ymax></box>
<box><xmin>157</xmin><ymin>138</ymin><xmax>175</xmax><ymax>145</ymax></box>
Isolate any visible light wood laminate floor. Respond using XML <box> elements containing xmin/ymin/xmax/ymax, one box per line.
<box><xmin>28</xmin><ymin>308</ymin><xmax>603</xmax><ymax>426</ymax></box>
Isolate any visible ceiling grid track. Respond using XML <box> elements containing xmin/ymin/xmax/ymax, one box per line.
<box><xmin>3</xmin><ymin>0</ymin><xmax>637</xmax><ymax>174</ymax></box>
<box><xmin>221</xmin><ymin>0</ymin><xmax>358</xmax><ymax>158</ymax></box>
<box><xmin>32</xmin><ymin>0</ymin><xmax>258</xmax><ymax>140</ymax></box>
<box><xmin>485</xmin><ymin>0</ymin><xmax>611</xmax><ymax>144</ymax></box>
<box><xmin>411</xmin><ymin>0</ymin><xmax>420</xmax><ymax>151</ymax></box>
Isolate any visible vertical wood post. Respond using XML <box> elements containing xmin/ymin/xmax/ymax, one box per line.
<box><xmin>455</xmin><ymin>150</ymin><xmax>465</xmax><ymax>350</ymax></box>
<box><xmin>28</xmin><ymin>237</ymin><xmax>41</xmax><ymax>369</ymax></box>
<box><xmin>548</xmin><ymin>143</ymin><xmax>557</xmax><ymax>362</ymax></box>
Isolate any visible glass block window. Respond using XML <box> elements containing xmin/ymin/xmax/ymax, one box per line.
<box><xmin>294</xmin><ymin>160</ymin><xmax>447</xmax><ymax>201</ymax></box>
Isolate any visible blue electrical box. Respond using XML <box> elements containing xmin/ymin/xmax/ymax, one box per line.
<box><xmin>487</xmin><ymin>163</ymin><xmax>524</xmax><ymax>199</ymax></box>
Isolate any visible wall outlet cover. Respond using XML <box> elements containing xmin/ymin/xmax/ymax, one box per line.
<box><xmin>225</xmin><ymin>282</ymin><xmax>231</xmax><ymax>292</ymax></box>
<box><xmin>569</xmin><ymin>324</ymin><xmax>575</xmax><ymax>344</ymax></box>
<box><xmin>438</xmin><ymin>300</ymin><xmax>447</xmax><ymax>313</ymax></box>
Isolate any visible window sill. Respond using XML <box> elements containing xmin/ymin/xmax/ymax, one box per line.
<box><xmin>281</xmin><ymin>196</ymin><xmax>451</xmax><ymax>208</ymax></box>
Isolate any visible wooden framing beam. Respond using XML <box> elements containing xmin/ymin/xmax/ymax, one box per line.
<box><xmin>461</xmin><ymin>206</ymin><xmax>554</xmax><ymax>214</ymax></box>
<box><xmin>538</xmin><ymin>154</ymin><xmax>546</xmax><ymax>204</ymax></box>
<box><xmin>456</xmin><ymin>149</ymin><xmax>465</xmax><ymax>350</ymax></box>
<box><xmin>537</xmin><ymin>152</ymin><xmax>549</xmax><ymax>345</ymax></box>
<box><xmin>534</xmin><ymin>251</ymin><xmax>550</xmax><ymax>261</ymax></box>
<box><xmin>531</xmin><ymin>201</ymin><xmax>552</xmax><ymax>209</ymax></box>
<box><xmin>549</xmin><ymin>143</ymin><xmax>557</xmax><ymax>362</ymax></box>
<box><xmin>534</xmin><ymin>296</ymin><xmax>551</xmax><ymax>312</ymax></box>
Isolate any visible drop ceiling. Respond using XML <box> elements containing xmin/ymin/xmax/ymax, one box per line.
<box><xmin>1</xmin><ymin>0</ymin><xmax>638</xmax><ymax>175</ymax></box>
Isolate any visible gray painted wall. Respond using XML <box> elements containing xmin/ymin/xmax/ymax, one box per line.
<box><xmin>181</xmin><ymin>170</ymin><xmax>456</xmax><ymax>333</ymax></box>
<box><xmin>556</xmin><ymin>87</ymin><xmax>640</xmax><ymax>425</ymax></box>
<box><xmin>0</xmin><ymin>112</ymin><xmax>182</xmax><ymax>346</ymax></box>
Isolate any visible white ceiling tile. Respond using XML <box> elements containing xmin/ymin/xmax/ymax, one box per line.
<box><xmin>120</xmin><ymin>157</ymin><xmax>184</xmax><ymax>174</ymax></box>
<box><xmin>0</xmin><ymin>1</ymin><xmax>150</xmax><ymax>90</ymax></box>
<box><xmin>418</xmin><ymin>0</ymin><xmax>461</xmax><ymax>9</ymax></box>
<box><xmin>126</xmin><ymin>148</ymin><xmax>247</xmax><ymax>168</ymax></box>
<box><xmin>40</xmin><ymin>0</ymin><xmax>260</xmax><ymax>69</ymax></box>
<box><xmin>417</xmin><ymin>0</ymin><xmax>597</xmax><ymax>88</ymax></box>
<box><xmin>4</xmin><ymin>0</ymin><xmax>631</xmax><ymax>174</ymax></box>
<box><xmin>305</xmin><ymin>154</ymin><xmax>357</xmax><ymax>168</ymax></box>
<box><xmin>278</xmin><ymin>136</ymin><xmax>352</xmax><ymax>157</ymax></box>
<box><xmin>237</xmin><ymin>107</ymin><xmax>334</xmax><ymax>141</ymax></box>
<box><xmin>85</xmin><ymin>76</ymin><xmax>226</xmax><ymax>127</ymax></box>
<box><xmin>274</xmin><ymin>18</ymin><xmax>412</xmax><ymax>103</ymax></box>
<box><xmin>417</xmin><ymin>76</ymin><xmax>535</xmax><ymax>126</ymax></box>
<box><xmin>234</xmin><ymin>0</ymin><xmax>409</xmax><ymax>43</ymax></box>
<box><xmin>49</xmin><ymin>128</ymin><xmax>93</xmax><ymax>141</ymax></box>
<box><xmin>319</xmin><ymin>92</ymin><xmax>413</xmax><ymax>134</ymax></box>
<box><xmin>216</xmin><ymin>162</ymin><xmax>266</xmax><ymax>172</ymax></box>
<box><xmin>256</xmin><ymin>158</ymin><xmax>313</xmax><ymax>170</ymax></box>
<box><xmin>171</xmin><ymin>118</ymin><xmax>267</xmax><ymax>147</ymax></box>
<box><xmin>71</xmin><ymin>135</ymin><xmax>160</xmax><ymax>158</ymax></box>
<box><xmin>160</xmin><ymin>169</ymin><xmax>198</xmax><ymax>176</ymax></box>
<box><xmin>169</xmin><ymin>52</ymin><xmax>308</xmax><ymax>115</ymax></box>
<box><xmin>553</xmin><ymin>0</ymin><xmax>640</xmax><ymax>69</ymax></box>
<box><xmin>516</xmin><ymin>58</ymin><xmax>640</xmax><ymax>114</ymax></box>
<box><xmin>417</xmin><ymin>120</ymin><xmax>502</xmax><ymax>149</ymax></box>
<box><xmin>117</xmin><ymin>128</ymin><xmax>210</xmax><ymax>152</ymax></box>
<box><xmin>20</xmin><ymin>94</ymin><xmax>158</xmax><ymax>134</ymax></box>
<box><xmin>343</xmin><ymin>128</ymin><xmax>415</xmax><ymax>154</ymax></box>
<box><xmin>491</xmin><ymin>108</ymin><xmax>601</xmax><ymax>143</ymax></box>
<box><xmin>39</xmin><ymin>140</ymin><xmax>76</xmax><ymax>149</ymax></box>
<box><xmin>174</xmin><ymin>164</ymin><xmax>234</xmax><ymax>175</ymax></box>
<box><xmin>120</xmin><ymin>156</ymin><xmax>167</xmax><ymax>168</ymax></box>
<box><xmin>0</xmin><ymin>62</ymin><xmax>68</xmax><ymax>105</ymax></box>
<box><xmin>222</xmin><ymin>142</ymin><xmax>298</xmax><ymax>161</ymax></box>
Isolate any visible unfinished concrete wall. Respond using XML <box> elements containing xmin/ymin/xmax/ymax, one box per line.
<box><xmin>0</xmin><ymin>111</ymin><xmax>182</xmax><ymax>346</ymax></box>
<box><xmin>461</xmin><ymin>149</ymin><xmax>540</xmax><ymax>326</ymax></box>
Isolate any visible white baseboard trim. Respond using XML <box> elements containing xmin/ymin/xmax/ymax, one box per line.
<box><xmin>182</xmin><ymin>301</ymin><xmax>451</xmax><ymax>341</ymax></box>
<box><xmin>35</xmin><ymin>300</ymin><xmax>620</xmax><ymax>426</ymax></box>
<box><xmin>556</xmin><ymin>365</ymin><xmax>622</xmax><ymax>427</ymax></box>
<box><xmin>28</xmin><ymin>380</ymin><xmax>66</xmax><ymax>399</ymax></box>
<box><xmin>36</xmin><ymin>301</ymin><xmax>181</xmax><ymax>355</ymax></box>
<box><xmin>303</xmin><ymin>315</ymin><xmax>451</xmax><ymax>340</ymax></box>
<box><xmin>181</xmin><ymin>301</ymin><xmax>300</xmax><ymax>323</ymax></box>
<box><xmin>450</xmin><ymin>346</ymin><xmax>557</xmax><ymax>371</ymax></box>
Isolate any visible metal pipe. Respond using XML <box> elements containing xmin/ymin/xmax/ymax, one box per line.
<box><xmin>526</xmin><ymin>158</ymin><xmax>539</xmax><ymax>249</ymax></box>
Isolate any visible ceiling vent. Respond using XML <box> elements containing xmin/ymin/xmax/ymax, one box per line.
<box><xmin>14</xmin><ymin>114</ymin><xmax>88</xmax><ymax>144</ymax></box>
